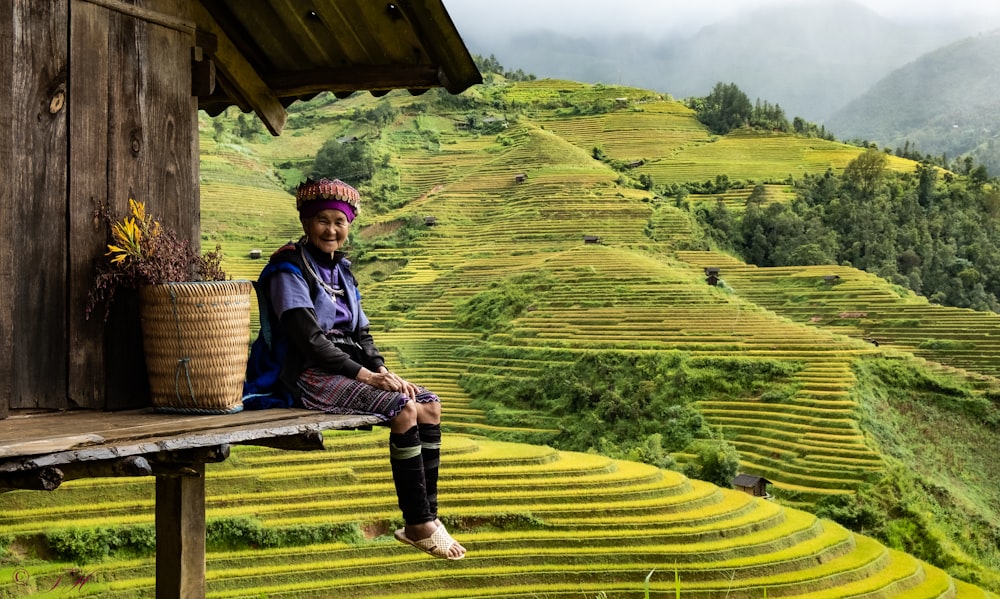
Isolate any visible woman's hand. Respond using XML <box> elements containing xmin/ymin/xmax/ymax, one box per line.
<box><xmin>357</xmin><ymin>367</ymin><xmax>421</xmax><ymax>399</ymax></box>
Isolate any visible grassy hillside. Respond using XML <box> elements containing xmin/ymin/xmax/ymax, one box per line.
<box><xmin>2</xmin><ymin>79</ymin><xmax>999</xmax><ymax>596</ymax></box>
<box><xmin>198</xmin><ymin>80</ymin><xmax>1000</xmax><ymax>590</ymax></box>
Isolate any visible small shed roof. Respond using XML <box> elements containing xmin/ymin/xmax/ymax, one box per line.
<box><xmin>731</xmin><ymin>473</ymin><xmax>771</xmax><ymax>487</ymax></box>
<box><xmin>194</xmin><ymin>0</ymin><xmax>482</xmax><ymax>134</ymax></box>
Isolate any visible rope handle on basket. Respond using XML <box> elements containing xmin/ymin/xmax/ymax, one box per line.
<box><xmin>168</xmin><ymin>284</ymin><xmax>198</xmax><ymax>407</ymax></box>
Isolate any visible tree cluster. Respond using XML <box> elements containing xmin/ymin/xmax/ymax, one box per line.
<box><xmin>693</xmin><ymin>150</ymin><xmax>1000</xmax><ymax>312</ymax></box>
<box><xmin>689</xmin><ymin>82</ymin><xmax>830</xmax><ymax>138</ymax></box>
<box><xmin>311</xmin><ymin>137</ymin><xmax>377</xmax><ymax>187</ymax></box>
<box><xmin>473</xmin><ymin>53</ymin><xmax>537</xmax><ymax>82</ymax></box>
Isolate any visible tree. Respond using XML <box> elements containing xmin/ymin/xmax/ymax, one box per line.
<box><xmin>684</xmin><ymin>438</ymin><xmax>740</xmax><ymax>487</ymax></box>
<box><xmin>311</xmin><ymin>138</ymin><xmax>376</xmax><ymax>186</ymax></box>
<box><xmin>843</xmin><ymin>148</ymin><xmax>888</xmax><ymax>198</ymax></box>
<box><xmin>695</xmin><ymin>82</ymin><xmax>753</xmax><ymax>135</ymax></box>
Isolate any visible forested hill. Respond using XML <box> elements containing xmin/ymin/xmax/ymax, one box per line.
<box><xmin>197</xmin><ymin>78</ymin><xmax>1000</xmax><ymax>592</ymax></box>
<box><xmin>825</xmin><ymin>29</ymin><xmax>1000</xmax><ymax>175</ymax></box>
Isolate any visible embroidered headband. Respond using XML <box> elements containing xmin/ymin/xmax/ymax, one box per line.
<box><xmin>296</xmin><ymin>178</ymin><xmax>361</xmax><ymax>222</ymax></box>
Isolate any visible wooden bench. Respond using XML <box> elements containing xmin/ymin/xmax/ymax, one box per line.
<box><xmin>0</xmin><ymin>408</ymin><xmax>380</xmax><ymax>599</ymax></box>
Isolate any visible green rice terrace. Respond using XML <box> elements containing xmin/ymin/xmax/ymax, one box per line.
<box><xmin>2</xmin><ymin>79</ymin><xmax>999</xmax><ymax>596</ymax></box>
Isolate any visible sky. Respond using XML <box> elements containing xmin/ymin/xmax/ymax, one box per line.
<box><xmin>443</xmin><ymin>0</ymin><xmax>1000</xmax><ymax>40</ymax></box>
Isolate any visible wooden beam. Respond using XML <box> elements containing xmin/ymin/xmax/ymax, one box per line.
<box><xmin>267</xmin><ymin>64</ymin><xmax>440</xmax><ymax>97</ymax></box>
<box><xmin>156</xmin><ymin>462</ymin><xmax>206</xmax><ymax>599</ymax></box>
<box><xmin>0</xmin><ymin>466</ymin><xmax>64</xmax><ymax>491</ymax></box>
<box><xmin>0</xmin><ymin>455</ymin><xmax>153</xmax><ymax>491</ymax></box>
<box><xmin>78</xmin><ymin>0</ymin><xmax>195</xmax><ymax>34</ymax></box>
<box><xmin>241</xmin><ymin>431</ymin><xmax>325</xmax><ymax>452</ymax></box>
<box><xmin>189</xmin><ymin>1</ymin><xmax>286</xmax><ymax>135</ymax></box>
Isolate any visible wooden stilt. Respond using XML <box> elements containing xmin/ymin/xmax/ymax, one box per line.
<box><xmin>155</xmin><ymin>462</ymin><xmax>206</xmax><ymax>599</ymax></box>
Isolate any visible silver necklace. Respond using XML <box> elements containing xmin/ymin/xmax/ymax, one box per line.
<box><xmin>300</xmin><ymin>245</ymin><xmax>345</xmax><ymax>298</ymax></box>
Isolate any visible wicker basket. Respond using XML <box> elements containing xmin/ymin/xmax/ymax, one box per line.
<box><xmin>139</xmin><ymin>280</ymin><xmax>253</xmax><ymax>414</ymax></box>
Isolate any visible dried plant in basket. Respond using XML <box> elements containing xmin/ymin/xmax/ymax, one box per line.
<box><xmin>86</xmin><ymin>198</ymin><xmax>227</xmax><ymax>321</ymax></box>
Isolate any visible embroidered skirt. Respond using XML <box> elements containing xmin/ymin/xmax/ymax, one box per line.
<box><xmin>296</xmin><ymin>368</ymin><xmax>439</xmax><ymax>422</ymax></box>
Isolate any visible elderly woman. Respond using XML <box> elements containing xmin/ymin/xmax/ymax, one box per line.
<box><xmin>243</xmin><ymin>177</ymin><xmax>465</xmax><ymax>560</ymax></box>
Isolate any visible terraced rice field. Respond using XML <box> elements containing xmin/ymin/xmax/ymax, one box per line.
<box><xmin>686</xmin><ymin>184</ymin><xmax>797</xmax><ymax>210</ymax></box>
<box><xmin>0</xmin><ymin>432</ymin><xmax>990</xmax><ymax>598</ymax></box>
<box><xmin>138</xmin><ymin>85</ymin><xmax>1000</xmax><ymax>595</ymax></box>
<box><xmin>676</xmin><ymin>253</ymin><xmax>1000</xmax><ymax>380</ymax></box>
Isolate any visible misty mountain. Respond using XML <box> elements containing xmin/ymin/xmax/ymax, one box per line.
<box><xmin>825</xmin><ymin>29</ymin><xmax>1000</xmax><ymax>174</ymax></box>
<box><xmin>463</xmin><ymin>0</ymin><xmax>986</xmax><ymax>122</ymax></box>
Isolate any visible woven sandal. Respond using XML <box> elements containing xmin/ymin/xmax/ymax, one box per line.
<box><xmin>394</xmin><ymin>524</ymin><xmax>465</xmax><ymax>560</ymax></box>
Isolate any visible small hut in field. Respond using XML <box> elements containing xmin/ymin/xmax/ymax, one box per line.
<box><xmin>731</xmin><ymin>473</ymin><xmax>772</xmax><ymax>498</ymax></box>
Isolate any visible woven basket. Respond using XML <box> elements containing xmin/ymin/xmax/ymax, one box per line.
<box><xmin>139</xmin><ymin>280</ymin><xmax>253</xmax><ymax>414</ymax></box>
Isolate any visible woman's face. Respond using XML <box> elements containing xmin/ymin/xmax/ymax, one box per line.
<box><xmin>303</xmin><ymin>209</ymin><xmax>350</xmax><ymax>253</ymax></box>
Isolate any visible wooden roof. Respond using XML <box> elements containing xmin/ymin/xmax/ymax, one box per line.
<box><xmin>193</xmin><ymin>0</ymin><xmax>482</xmax><ymax>134</ymax></box>
<box><xmin>731</xmin><ymin>473</ymin><xmax>771</xmax><ymax>487</ymax></box>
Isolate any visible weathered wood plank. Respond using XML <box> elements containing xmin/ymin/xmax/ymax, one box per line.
<box><xmin>10</xmin><ymin>0</ymin><xmax>70</xmax><ymax>410</ymax></box>
<box><xmin>0</xmin><ymin>435</ymin><xmax>106</xmax><ymax>460</ymax></box>
<box><xmin>0</xmin><ymin>0</ymin><xmax>15</xmax><ymax>419</ymax></box>
<box><xmin>101</xmin><ymin>3</ymin><xmax>198</xmax><ymax>410</ymax></box>
<box><xmin>145</xmin><ymin>0</ymin><xmax>198</xmax><ymax>247</ymax></box>
<box><xmin>68</xmin><ymin>0</ymin><xmax>113</xmax><ymax>409</ymax></box>
<box><xmin>0</xmin><ymin>409</ymin><xmax>379</xmax><ymax>471</ymax></box>
<box><xmin>156</xmin><ymin>463</ymin><xmax>206</xmax><ymax>599</ymax></box>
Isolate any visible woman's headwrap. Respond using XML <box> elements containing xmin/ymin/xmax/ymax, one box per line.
<box><xmin>296</xmin><ymin>178</ymin><xmax>361</xmax><ymax>222</ymax></box>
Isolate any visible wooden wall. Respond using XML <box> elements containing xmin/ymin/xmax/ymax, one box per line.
<box><xmin>1</xmin><ymin>0</ymin><xmax>198</xmax><ymax>416</ymax></box>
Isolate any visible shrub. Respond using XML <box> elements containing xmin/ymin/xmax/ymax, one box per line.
<box><xmin>461</xmin><ymin>350</ymin><xmax>799</xmax><ymax>473</ymax></box>
<box><xmin>45</xmin><ymin>525</ymin><xmax>155</xmax><ymax>563</ymax></box>
<box><xmin>683</xmin><ymin>437</ymin><xmax>741</xmax><ymax>487</ymax></box>
<box><xmin>455</xmin><ymin>272</ymin><xmax>555</xmax><ymax>332</ymax></box>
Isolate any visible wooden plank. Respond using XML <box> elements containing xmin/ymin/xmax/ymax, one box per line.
<box><xmin>156</xmin><ymin>463</ymin><xmax>206</xmax><ymax>599</ymax></box>
<box><xmin>100</xmin><ymin>3</ymin><xmax>198</xmax><ymax>410</ymax></box>
<box><xmin>0</xmin><ymin>435</ymin><xmax>106</xmax><ymax>460</ymax></box>
<box><xmin>68</xmin><ymin>0</ymin><xmax>112</xmax><ymax>409</ymax></box>
<box><xmin>144</xmin><ymin>0</ymin><xmax>198</xmax><ymax>248</ymax></box>
<box><xmin>268</xmin><ymin>64</ymin><xmax>441</xmax><ymax>96</ymax></box>
<box><xmin>0</xmin><ymin>409</ymin><xmax>379</xmax><ymax>470</ymax></box>
<box><xmin>9</xmin><ymin>0</ymin><xmax>70</xmax><ymax>410</ymax></box>
<box><xmin>0</xmin><ymin>0</ymin><xmax>14</xmax><ymax>418</ymax></box>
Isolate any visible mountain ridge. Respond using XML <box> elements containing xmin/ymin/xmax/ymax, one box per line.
<box><xmin>461</xmin><ymin>0</ymin><xmax>992</xmax><ymax>121</ymax></box>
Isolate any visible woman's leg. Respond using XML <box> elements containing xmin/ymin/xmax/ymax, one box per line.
<box><xmin>416</xmin><ymin>399</ymin><xmax>441</xmax><ymax>519</ymax></box>
<box><xmin>388</xmin><ymin>402</ymin><xmax>434</xmax><ymax>527</ymax></box>
<box><xmin>390</xmin><ymin>400</ymin><xmax>464</xmax><ymax>558</ymax></box>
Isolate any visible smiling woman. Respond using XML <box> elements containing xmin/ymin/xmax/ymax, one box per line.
<box><xmin>241</xmin><ymin>177</ymin><xmax>466</xmax><ymax>560</ymax></box>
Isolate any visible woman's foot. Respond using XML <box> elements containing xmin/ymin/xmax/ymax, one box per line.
<box><xmin>397</xmin><ymin>520</ymin><xmax>466</xmax><ymax>560</ymax></box>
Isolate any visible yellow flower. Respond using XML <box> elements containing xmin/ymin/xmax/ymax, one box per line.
<box><xmin>128</xmin><ymin>197</ymin><xmax>145</xmax><ymax>222</ymax></box>
<box><xmin>106</xmin><ymin>214</ymin><xmax>144</xmax><ymax>266</ymax></box>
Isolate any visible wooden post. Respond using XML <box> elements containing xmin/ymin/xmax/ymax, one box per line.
<box><xmin>155</xmin><ymin>462</ymin><xmax>206</xmax><ymax>599</ymax></box>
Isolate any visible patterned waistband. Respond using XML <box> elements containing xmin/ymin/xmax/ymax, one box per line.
<box><xmin>325</xmin><ymin>332</ymin><xmax>361</xmax><ymax>348</ymax></box>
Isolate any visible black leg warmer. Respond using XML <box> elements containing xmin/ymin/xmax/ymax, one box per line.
<box><xmin>389</xmin><ymin>425</ymin><xmax>433</xmax><ymax>525</ymax></box>
<box><xmin>418</xmin><ymin>422</ymin><xmax>442</xmax><ymax>519</ymax></box>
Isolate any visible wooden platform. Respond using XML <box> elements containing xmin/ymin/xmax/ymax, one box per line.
<box><xmin>0</xmin><ymin>407</ymin><xmax>380</xmax><ymax>599</ymax></box>
<box><xmin>0</xmin><ymin>407</ymin><xmax>379</xmax><ymax>468</ymax></box>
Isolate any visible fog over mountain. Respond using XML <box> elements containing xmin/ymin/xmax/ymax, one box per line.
<box><xmin>445</xmin><ymin>0</ymin><xmax>1000</xmax><ymax>123</ymax></box>
<box><xmin>826</xmin><ymin>29</ymin><xmax>1000</xmax><ymax>173</ymax></box>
